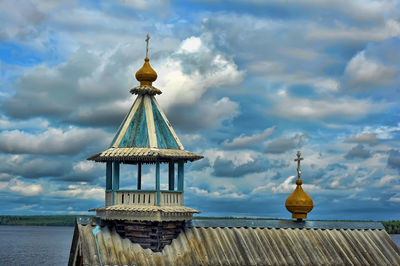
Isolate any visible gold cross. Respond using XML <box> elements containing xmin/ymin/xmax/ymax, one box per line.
<box><xmin>294</xmin><ymin>151</ymin><xmax>304</xmax><ymax>179</ymax></box>
<box><xmin>145</xmin><ymin>34</ymin><xmax>150</xmax><ymax>58</ymax></box>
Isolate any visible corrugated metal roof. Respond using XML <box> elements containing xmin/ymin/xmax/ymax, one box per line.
<box><xmin>188</xmin><ymin>219</ymin><xmax>385</xmax><ymax>230</ymax></box>
<box><xmin>88</xmin><ymin>147</ymin><xmax>203</xmax><ymax>163</ymax></box>
<box><xmin>70</xmin><ymin>223</ymin><xmax>400</xmax><ymax>266</ymax></box>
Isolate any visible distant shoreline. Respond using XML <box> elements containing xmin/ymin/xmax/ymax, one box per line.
<box><xmin>1</xmin><ymin>215</ymin><xmax>399</xmax><ymax>234</ymax></box>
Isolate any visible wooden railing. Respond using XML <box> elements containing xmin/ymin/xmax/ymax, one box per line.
<box><xmin>105</xmin><ymin>190</ymin><xmax>183</xmax><ymax>206</ymax></box>
<box><xmin>160</xmin><ymin>191</ymin><xmax>183</xmax><ymax>206</ymax></box>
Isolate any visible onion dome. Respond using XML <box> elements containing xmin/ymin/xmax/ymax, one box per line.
<box><xmin>135</xmin><ymin>57</ymin><xmax>157</xmax><ymax>85</ymax></box>
<box><xmin>285</xmin><ymin>151</ymin><xmax>313</xmax><ymax>221</ymax></box>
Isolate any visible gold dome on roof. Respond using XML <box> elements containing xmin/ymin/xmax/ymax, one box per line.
<box><xmin>285</xmin><ymin>151</ymin><xmax>314</xmax><ymax>221</ymax></box>
<box><xmin>135</xmin><ymin>57</ymin><xmax>157</xmax><ymax>86</ymax></box>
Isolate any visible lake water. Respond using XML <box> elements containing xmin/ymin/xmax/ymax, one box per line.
<box><xmin>0</xmin><ymin>225</ymin><xmax>399</xmax><ymax>265</ymax></box>
<box><xmin>0</xmin><ymin>225</ymin><xmax>73</xmax><ymax>266</ymax></box>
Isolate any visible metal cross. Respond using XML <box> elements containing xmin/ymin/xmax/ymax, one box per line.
<box><xmin>145</xmin><ymin>34</ymin><xmax>150</xmax><ymax>58</ymax></box>
<box><xmin>294</xmin><ymin>150</ymin><xmax>304</xmax><ymax>179</ymax></box>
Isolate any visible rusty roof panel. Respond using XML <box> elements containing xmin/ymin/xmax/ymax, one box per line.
<box><xmin>71</xmin><ymin>223</ymin><xmax>400</xmax><ymax>266</ymax></box>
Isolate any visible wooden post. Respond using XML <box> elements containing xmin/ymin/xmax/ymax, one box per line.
<box><xmin>106</xmin><ymin>162</ymin><xmax>112</xmax><ymax>191</ymax></box>
<box><xmin>156</xmin><ymin>161</ymin><xmax>160</xmax><ymax>206</ymax></box>
<box><xmin>137</xmin><ymin>163</ymin><xmax>142</xmax><ymax>190</ymax></box>
<box><xmin>113</xmin><ymin>162</ymin><xmax>120</xmax><ymax>191</ymax></box>
<box><xmin>178</xmin><ymin>160</ymin><xmax>184</xmax><ymax>192</ymax></box>
<box><xmin>168</xmin><ymin>162</ymin><xmax>174</xmax><ymax>191</ymax></box>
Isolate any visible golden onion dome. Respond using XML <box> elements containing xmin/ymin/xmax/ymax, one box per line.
<box><xmin>135</xmin><ymin>57</ymin><xmax>157</xmax><ymax>86</ymax></box>
<box><xmin>285</xmin><ymin>178</ymin><xmax>314</xmax><ymax>220</ymax></box>
<box><xmin>285</xmin><ymin>151</ymin><xmax>313</xmax><ymax>221</ymax></box>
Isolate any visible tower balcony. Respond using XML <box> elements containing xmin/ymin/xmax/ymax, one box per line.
<box><xmin>105</xmin><ymin>190</ymin><xmax>183</xmax><ymax>207</ymax></box>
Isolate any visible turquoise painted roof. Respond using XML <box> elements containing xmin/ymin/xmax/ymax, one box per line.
<box><xmin>110</xmin><ymin>94</ymin><xmax>184</xmax><ymax>150</ymax></box>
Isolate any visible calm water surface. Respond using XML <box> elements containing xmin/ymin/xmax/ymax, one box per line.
<box><xmin>0</xmin><ymin>225</ymin><xmax>73</xmax><ymax>266</ymax></box>
<box><xmin>0</xmin><ymin>225</ymin><xmax>399</xmax><ymax>265</ymax></box>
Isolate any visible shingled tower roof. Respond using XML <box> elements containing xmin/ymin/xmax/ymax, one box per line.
<box><xmin>88</xmin><ymin>51</ymin><xmax>203</xmax><ymax>164</ymax></box>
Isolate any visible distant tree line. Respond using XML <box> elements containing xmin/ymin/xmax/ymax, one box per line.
<box><xmin>382</xmin><ymin>221</ymin><xmax>400</xmax><ymax>234</ymax></box>
<box><xmin>0</xmin><ymin>215</ymin><xmax>93</xmax><ymax>226</ymax></box>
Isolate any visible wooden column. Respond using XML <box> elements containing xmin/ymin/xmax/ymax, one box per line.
<box><xmin>112</xmin><ymin>161</ymin><xmax>120</xmax><ymax>205</ymax></box>
<box><xmin>178</xmin><ymin>160</ymin><xmax>184</xmax><ymax>192</ymax></box>
<box><xmin>113</xmin><ymin>162</ymin><xmax>120</xmax><ymax>191</ymax></box>
<box><xmin>106</xmin><ymin>162</ymin><xmax>112</xmax><ymax>191</ymax></box>
<box><xmin>156</xmin><ymin>161</ymin><xmax>160</xmax><ymax>206</ymax></box>
<box><xmin>137</xmin><ymin>163</ymin><xmax>142</xmax><ymax>190</ymax></box>
<box><xmin>168</xmin><ymin>162</ymin><xmax>175</xmax><ymax>191</ymax></box>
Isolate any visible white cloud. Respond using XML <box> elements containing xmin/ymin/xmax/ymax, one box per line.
<box><xmin>389</xmin><ymin>193</ymin><xmax>400</xmax><ymax>202</ymax></box>
<box><xmin>188</xmin><ymin>185</ymin><xmax>247</xmax><ymax>199</ymax></box>
<box><xmin>269</xmin><ymin>90</ymin><xmax>388</xmax><ymax>120</ymax></box>
<box><xmin>374</xmin><ymin>175</ymin><xmax>397</xmax><ymax>187</ymax></box>
<box><xmin>362</xmin><ymin>123</ymin><xmax>400</xmax><ymax>139</ymax></box>
<box><xmin>223</xmin><ymin>126</ymin><xmax>275</xmax><ymax>149</ymax></box>
<box><xmin>58</xmin><ymin>184</ymin><xmax>104</xmax><ymax>201</ymax></box>
<box><xmin>8</xmin><ymin>178</ymin><xmax>44</xmax><ymax>196</ymax></box>
<box><xmin>178</xmin><ymin>36</ymin><xmax>203</xmax><ymax>53</ymax></box>
<box><xmin>155</xmin><ymin>36</ymin><xmax>244</xmax><ymax>109</ymax></box>
<box><xmin>252</xmin><ymin>175</ymin><xmax>321</xmax><ymax>194</ymax></box>
<box><xmin>0</xmin><ymin>115</ymin><xmax>49</xmax><ymax>130</ymax></box>
<box><xmin>73</xmin><ymin>161</ymin><xmax>95</xmax><ymax>173</ymax></box>
<box><xmin>0</xmin><ymin>127</ymin><xmax>111</xmax><ymax>155</ymax></box>
<box><xmin>307</xmin><ymin>19</ymin><xmax>400</xmax><ymax>42</ymax></box>
<box><xmin>347</xmin><ymin>132</ymin><xmax>378</xmax><ymax>145</ymax></box>
<box><xmin>345</xmin><ymin>51</ymin><xmax>397</xmax><ymax>88</ymax></box>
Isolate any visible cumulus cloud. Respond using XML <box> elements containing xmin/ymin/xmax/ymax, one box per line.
<box><xmin>252</xmin><ymin>175</ymin><xmax>321</xmax><ymax>194</ymax></box>
<box><xmin>344</xmin><ymin>51</ymin><xmax>397</xmax><ymax>89</ymax></box>
<box><xmin>269</xmin><ymin>90</ymin><xmax>388</xmax><ymax>121</ymax></box>
<box><xmin>0</xmin><ymin>0</ymin><xmax>46</xmax><ymax>42</ymax></box>
<box><xmin>0</xmin><ymin>127</ymin><xmax>111</xmax><ymax>155</ymax></box>
<box><xmin>307</xmin><ymin>19</ymin><xmax>400</xmax><ymax>42</ymax></box>
<box><xmin>374</xmin><ymin>175</ymin><xmax>397</xmax><ymax>187</ymax></box>
<box><xmin>212</xmin><ymin>157</ymin><xmax>267</xmax><ymax>177</ymax></box>
<box><xmin>0</xmin><ymin>155</ymin><xmax>69</xmax><ymax>179</ymax></box>
<box><xmin>3</xmin><ymin>36</ymin><xmax>243</xmax><ymax>132</ymax></box>
<box><xmin>222</xmin><ymin>126</ymin><xmax>275</xmax><ymax>150</ymax></box>
<box><xmin>7</xmin><ymin>178</ymin><xmax>44</xmax><ymax>196</ymax></box>
<box><xmin>188</xmin><ymin>185</ymin><xmax>247</xmax><ymax>199</ymax></box>
<box><xmin>190</xmin><ymin>158</ymin><xmax>211</xmax><ymax>171</ymax></box>
<box><xmin>388</xmin><ymin>149</ymin><xmax>400</xmax><ymax>170</ymax></box>
<box><xmin>166</xmin><ymin>97</ymin><xmax>239</xmax><ymax>132</ymax></box>
<box><xmin>156</xmin><ymin>36</ymin><xmax>244</xmax><ymax>110</ymax></box>
<box><xmin>346</xmin><ymin>133</ymin><xmax>378</xmax><ymax>145</ymax></box>
<box><xmin>344</xmin><ymin>144</ymin><xmax>371</xmax><ymax>159</ymax></box>
<box><xmin>57</xmin><ymin>183</ymin><xmax>104</xmax><ymax>201</ymax></box>
<box><xmin>264</xmin><ymin>134</ymin><xmax>307</xmax><ymax>154</ymax></box>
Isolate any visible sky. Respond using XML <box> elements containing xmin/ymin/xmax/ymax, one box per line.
<box><xmin>0</xmin><ymin>0</ymin><xmax>400</xmax><ymax>220</ymax></box>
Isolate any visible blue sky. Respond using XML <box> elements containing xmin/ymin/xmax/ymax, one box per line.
<box><xmin>0</xmin><ymin>0</ymin><xmax>400</xmax><ymax>220</ymax></box>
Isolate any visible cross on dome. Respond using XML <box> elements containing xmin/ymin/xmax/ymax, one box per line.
<box><xmin>294</xmin><ymin>150</ymin><xmax>303</xmax><ymax>179</ymax></box>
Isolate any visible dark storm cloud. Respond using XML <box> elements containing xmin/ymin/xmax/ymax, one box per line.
<box><xmin>388</xmin><ymin>149</ymin><xmax>400</xmax><ymax>170</ymax></box>
<box><xmin>344</xmin><ymin>144</ymin><xmax>371</xmax><ymax>159</ymax></box>
<box><xmin>264</xmin><ymin>134</ymin><xmax>307</xmax><ymax>154</ymax></box>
